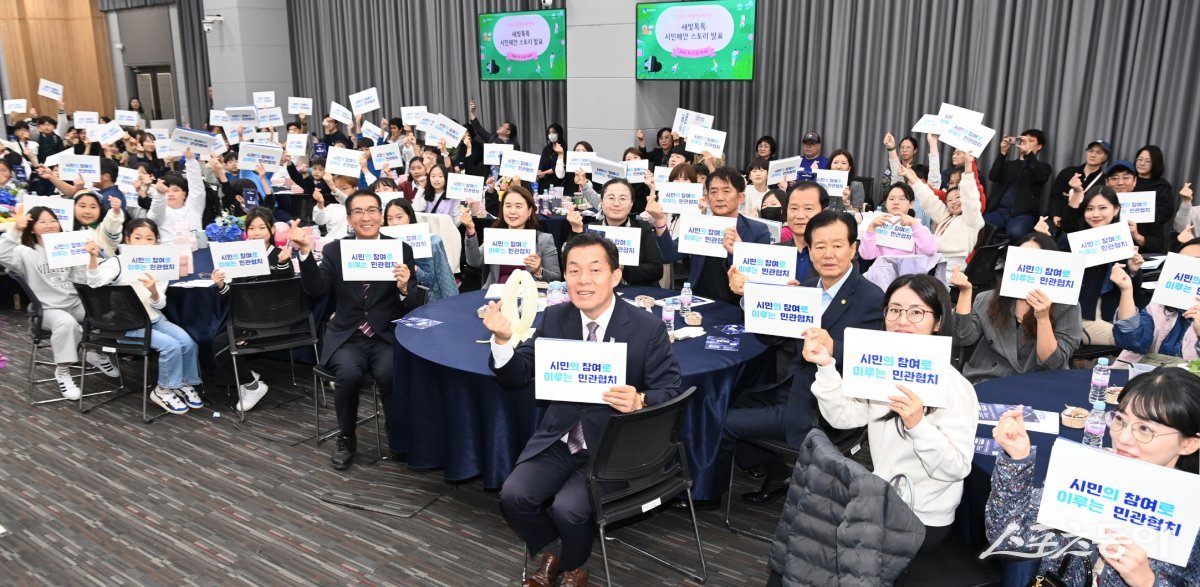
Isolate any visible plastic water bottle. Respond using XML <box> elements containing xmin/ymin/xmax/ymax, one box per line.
<box><xmin>1088</xmin><ymin>358</ymin><xmax>1111</xmax><ymax>404</ymax></box>
<box><xmin>531</xmin><ymin>180</ymin><xmax>540</xmax><ymax>195</ymax></box>
<box><xmin>680</xmin><ymin>282</ymin><xmax>693</xmax><ymax>314</ymax></box>
<box><xmin>661</xmin><ymin>300</ymin><xmax>676</xmax><ymax>336</ymax></box>
<box><xmin>1082</xmin><ymin>401</ymin><xmax>1107</xmax><ymax>448</ymax></box>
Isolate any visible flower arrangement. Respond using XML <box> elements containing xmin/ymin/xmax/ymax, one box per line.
<box><xmin>0</xmin><ymin>189</ymin><xmax>17</xmax><ymax>221</ymax></box>
<box><xmin>204</xmin><ymin>212</ymin><xmax>245</xmax><ymax>243</ymax></box>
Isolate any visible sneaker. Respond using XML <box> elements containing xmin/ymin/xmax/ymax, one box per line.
<box><xmin>331</xmin><ymin>435</ymin><xmax>356</xmax><ymax>470</ymax></box>
<box><xmin>84</xmin><ymin>351</ymin><xmax>120</xmax><ymax>378</ymax></box>
<box><xmin>176</xmin><ymin>385</ymin><xmax>204</xmax><ymax>409</ymax></box>
<box><xmin>236</xmin><ymin>381</ymin><xmax>269</xmax><ymax>412</ymax></box>
<box><xmin>151</xmin><ymin>386</ymin><xmax>188</xmax><ymax>414</ymax></box>
<box><xmin>56</xmin><ymin>371</ymin><xmax>81</xmax><ymax>400</ymax></box>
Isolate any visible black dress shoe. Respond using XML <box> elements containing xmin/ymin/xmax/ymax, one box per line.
<box><xmin>747</xmin><ymin>464</ymin><xmax>767</xmax><ymax>479</ymax></box>
<box><xmin>669</xmin><ymin>496</ymin><xmax>721</xmax><ymax>511</ymax></box>
<box><xmin>742</xmin><ymin>478</ymin><xmax>789</xmax><ymax>505</ymax></box>
<box><xmin>331</xmin><ymin>435</ymin><xmax>356</xmax><ymax>470</ymax></box>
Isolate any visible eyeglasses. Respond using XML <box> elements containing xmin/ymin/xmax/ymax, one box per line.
<box><xmin>349</xmin><ymin>207</ymin><xmax>381</xmax><ymax>218</ymax></box>
<box><xmin>884</xmin><ymin>306</ymin><xmax>932</xmax><ymax>323</ymax></box>
<box><xmin>34</xmin><ymin>219</ymin><xmax>60</xmax><ymax>226</ymax></box>
<box><xmin>602</xmin><ymin>195</ymin><xmax>632</xmax><ymax>204</ymax></box>
<box><xmin>1135</xmin><ymin>157</ymin><xmax>1152</xmax><ymax>164</ymax></box>
<box><xmin>1107</xmin><ymin>412</ymin><xmax>1180</xmax><ymax>444</ymax></box>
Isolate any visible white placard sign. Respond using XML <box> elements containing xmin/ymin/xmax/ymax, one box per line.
<box><xmin>210</xmin><ymin>240</ymin><xmax>270</xmax><ymax>279</ymax></box>
<box><xmin>658</xmin><ymin>182</ymin><xmax>704</xmax><ymax>215</ymax></box>
<box><xmin>3</xmin><ymin>99</ymin><xmax>27</xmax><ymax>114</ymax></box>
<box><xmin>942</xmin><ymin>121</ymin><xmax>997</xmax><ymax>157</ymax></box>
<box><xmin>874</xmin><ymin>221</ymin><xmax>916</xmax><ymax>252</ymax></box>
<box><xmin>114</xmin><ymin>109</ymin><xmax>139</xmax><ymax>127</ymax></box>
<box><xmin>74</xmin><ymin>111</ymin><xmax>100</xmax><ymax>128</ymax></box>
<box><xmin>767</xmin><ymin>155</ymin><xmax>805</xmax><ymax>184</ymax></box>
<box><xmin>653</xmin><ymin>165</ymin><xmax>671</xmax><ymax>186</ymax></box>
<box><xmin>209</xmin><ymin>109</ymin><xmax>230</xmax><ymax>126</ymax></box>
<box><xmin>482</xmin><ymin>228</ymin><xmax>536</xmax><ymax>266</ymax></box>
<box><xmin>285</xmin><ymin>133</ymin><xmax>309</xmax><ymax>158</ymax></box>
<box><xmin>671</xmin><ymin>108</ymin><xmax>714</xmax><ymax>138</ymax></box>
<box><xmin>483</xmin><ymin>143</ymin><xmax>514</xmax><ymax>166</ymax></box>
<box><xmin>1068</xmin><ymin>223</ymin><xmax>1136</xmax><ymax>267</ymax></box>
<box><xmin>1117</xmin><ymin>191</ymin><xmax>1156</xmax><ymax>224</ymax></box>
<box><xmin>328</xmin><ymin>102</ymin><xmax>353</xmax><ymax>126</ymax></box>
<box><xmin>225</xmin><ymin>106</ymin><xmax>257</xmax><ymax>125</ymax></box>
<box><xmin>400</xmin><ymin>105</ymin><xmax>428</xmax><ymax>125</ymax></box>
<box><xmin>1037</xmin><ymin>438</ymin><xmax>1200</xmax><ymax>567</ymax></box>
<box><xmin>253</xmin><ymin>91</ymin><xmax>276</xmax><ymax>109</ymax></box>
<box><xmin>814</xmin><ymin>169</ymin><xmax>850</xmax><ymax>198</ymax></box>
<box><xmin>116</xmin><ymin>166</ymin><xmax>139</xmax><ymax>197</ymax></box>
<box><xmin>225</xmin><ymin>127</ymin><xmax>242</xmax><ymax>145</ymax></box>
<box><xmin>169</xmin><ymin>127</ymin><xmax>216</xmax><ymax>156</ymax></box>
<box><xmin>237</xmin><ymin>143</ymin><xmax>284</xmax><ymax>173</ymax></box>
<box><xmin>935</xmin><ymin>103</ymin><xmax>985</xmax><ymax>134</ymax></box>
<box><xmin>446</xmin><ymin>172</ymin><xmax>484</xmax><ymax>201</ymax></box>
<box><xmin>911</xmin><ymin>113</ymin><xmax>942</xmax><ymax>134</ymax></box>
<box><xmin>323</xmin><ymin>146</ymin><xmax>361</xmax><ymax>178</ymax></box>
<box><xmin>589</xmin><ymin>157</ymin><xmax>626</xmax><ymax>185</ymax></box>
<box><xmin>340</xmin><ymin>238</ymin><xmax>406</xmax><ymax>281</ymax></box>
<box><xmin>23</xmin><ymin>195</ymin><xmax>73</xmax><ymax>226</ymax></box>
<box><xmin>743</xmin><ymin>283</ymin><xmax>822</xmax><ymax>338</ymax></box>
<box><xmin>734</xmin><ymin>242</ymin><xmax>797</xmax><ymax>285</ymax></box>
<box><xmin>587</xmin><ymin>225</ymin><xmax>641</xmax><ymax>266</ymax></box>
<box><xmin>1150</xmin><ymin>252</ymin><xmax>1200</xmax><ymax>311</ymax></box>
<box><xmin>677</xmin><ymin>215</ymin><xmax>736</xmax><ymax>258</ymax></box>
<box><xmin>497</xmin><ymin>150</ymin><xmax>540</xmax><ymax>182</ymax></box>
<box><xmin>348</xmin><ymin>87</ymin><xmax>381</xmax><ymax>116</ymax></box>
<box><xmin>287</xmin><ymin>97</ymin><xmax>313</xmax><ymax>116</ymax></box>
<box><xmin>623</xmin><ymin>159</ymin><xmax>649</xmax><ymax>184</ymax></box>
<box><xmin>380</xmin><ymin>224</ymin><xmax>433</xmax><ymax>259</ymax></box>
<box><xmin>369</xmin><ymin>142</ymin><xmax>403</xmax><ymax>168</ymax></box>
<box><xmin>415</xmin><ymin>111</ymin><xmax>437</xmax><ymax>132</ymax></box>
<box><xmin>999</xmin><ymin>245</ymin><xmax>1086</xmax><ymax>305</ymax></box>
<box><xmin>119</xmin><ymin>244</ymin><xmax>181</xmax><ymax>282</ymax></box>
<box><xmin>37</xmin><ymin>79</ymin><xmax>64</xmax><ymax>101</ymax></box>
<box><xmin>148</xmin><ymin>129</ymin><xmax>174</xmax><ymax>157</ymax></box>
<box><xmin>58</xmin><ymin>155</ymin><xmax>102</xmax><ymax>184</ymax></box>
<box><xmin>42</xmin><ymin>230</ymin><xmax>92</xmax><ymax>269</ymax></box>
<box><xmin>426</xmin><ymin>114</ymin><xmax>467</xmax><ymax>146</ymax></box>
<box><xmin>360</xmin><ymin>120</ymin><xmax>384</xmax><ymax>143</ymax></box>
<box><xmin>565</xmin><ymin>151</ymin><xmax>593</xmax><ymax>173</ymax></box>
<box><xmin>685</xmin><ymin>125</ymin><xmax>727</xmax><ymax>158</ymax></box>
<box><xmin>841</xmin><ymin>328</ymin><xmax>953</xmax><ymax>407</ymax></box>
<box><xmin>256</xmin><ymin>107</ymin><xmax>285</xmax><ymax>127</ymax></box>
<box><xmin>92</xmin><ymin>120</ymin><xmax>125</xmax><ymax>145</ymax></box>
<box><xmin>534</xmin><ymin>339</ymin><xmax>627</xmax><ymax>404</ymax></box>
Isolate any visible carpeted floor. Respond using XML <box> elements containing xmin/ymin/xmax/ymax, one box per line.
<box><xmin>0</xmin><ymin>304</ymin><xmax>778</xmax><ymax>586</ymax></box>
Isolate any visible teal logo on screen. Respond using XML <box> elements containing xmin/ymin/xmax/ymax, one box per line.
<box><xmin>478</xmin><ymin>9</ymin><xmax>567</xmax><ymax>81</ymax></box>
<box><xmin>636</xmin><ymin>0</ymin><xmax>756</xmax><ymax>80</ymax></box>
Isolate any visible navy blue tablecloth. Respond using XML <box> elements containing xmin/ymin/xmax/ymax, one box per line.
<box><xmin>162</xmin><ymin>250</ymin><xmax>225</xmax><ymax>372</ymax></box>
<box><xmin>390</xmin><ymin>287</ymin><xmax>771</xmax><ymax>498</ymax></box>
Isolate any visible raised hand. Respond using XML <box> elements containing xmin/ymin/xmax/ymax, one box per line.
<box><xmin>801</xmin><ymin>328</ymin><xmax>835</xmax><ymax>366</ymax></box>
<box><xmin>882</xmin><ymin>132</ymin><xmax>895</xmax><ymax>151</ymax></box>
<box><xmin>726</xmin><ymin>265</ymin><xmax>747</xmax><ymax>296</ymax></box>
<box><xmin>288</xmin><ymin>219</ymin><xmax>312</xmax><ymax>254</ymax></box>
<box><xmin>1033</xmin><ymin>215</ymin><xmax>1050</xmax><ymax>235</ymax></box>
<box><xmin>949</xmin><ymin>265</ymin><xmax>971</xmax><ymax>291</ymax></box>
<box><xmin>483</xmin><ymin>301</ymin><xmax>513</xmax><ymax>344</ymax></box>
<box><xmin>992</xmin><ymin>406</ymin><xmax>1031</xmax><ymax>460</ymax></box>
<box><xmin>393</xmin><ymin>262</ymin><xmax>411</xmax><ymax>294</ymax></box>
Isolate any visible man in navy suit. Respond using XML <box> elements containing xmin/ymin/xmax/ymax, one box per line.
<box><xmin>292</xmin><ymin>189</ymin><xmax>417</xmax><ymax>470</ymax></box>
<box><xmin>485</xmin><ymin>232</ymin><xmax>682</xmax><ymax>587</ymax></box>
<box><xmin>706</xmin><ymin>210</ymin><xmax>885</xmax><ymax>507</ymax></box>
<box><xmin>649</xmin><ymin>165</ymin><xmax>772</xmax><ymax>303</ymax></box>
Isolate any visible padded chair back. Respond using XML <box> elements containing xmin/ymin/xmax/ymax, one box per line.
<box><xmin>9</xmin><ymin>272</ymin><xmax>46</xmax><ymax>338</ymax></box>
<box><xmin>75</xmin><ymin>284</ymin><xmax>152</xmax><ymax>334</ymax></box>
<box><xmin>974</xmin><ymin>223</ymin><xmax>997</xmax><ymax>251</ymax></box>
<box><xmin>964</xmin><ymin>243</ymin><xmax>1006</xmax><ymax>291</ymax></box>
<box><xmin>851</xmin><ymin>176</ymin><xmax>875</xmax><ymax>211</ymax></box>
<box><xmin>227</xmin><ymin>277</ymin><xmax>312</xmax><ymax>333</ymax></box>
<box><xmin>588</xmin><ymin>386</ymin><xmax>695</xmax><ymax>487</ymax></box>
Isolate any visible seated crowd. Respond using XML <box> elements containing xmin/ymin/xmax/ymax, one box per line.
<box><xmin>3</xmin><ymin>96</ymin><xmax>1198</xmax><ymax>586</ymax></box>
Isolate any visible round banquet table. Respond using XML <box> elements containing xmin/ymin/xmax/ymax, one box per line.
<box><xmin>961</xmin><ymin>369</ymin><xmax>1128</xmax><ymax>586</ymax></box>
<box><xmin>390</xmin><ymin>286</ymin><xmax>772</xmax><ymax>498</ymax></box>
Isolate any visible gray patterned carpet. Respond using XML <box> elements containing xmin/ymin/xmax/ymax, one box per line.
<box><xmin>0</xmin><ymin>304</ymin><xmax>776</xmax><ymax>585</ymax></box>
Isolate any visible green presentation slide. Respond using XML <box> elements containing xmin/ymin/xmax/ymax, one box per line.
<box><xmin>478</xmin><ymin>9</ymin><xmax>567</xmax><ymax>81</ymax></box>
<box><xmin>636</xmin><ymin>0</ymin><xmax>756</xmax><ymax>80</ymax></box>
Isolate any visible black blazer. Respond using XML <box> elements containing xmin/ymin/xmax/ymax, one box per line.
<box><xmin>298</xmin><ymin>235</ymin><xmax>417</xmax><ymax>364</ymax></box>
<box><xmin>783</xmin><ymin>269</ymin><xmax>885</xmax><ymax>447</ymax></box>
<box><xmin>490</xmin><ymin>297</ymin><xmax>683</xmax><ymax>464</ymax></box>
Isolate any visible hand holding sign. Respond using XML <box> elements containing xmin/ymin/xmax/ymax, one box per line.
<box><xmin>1099</xmin><ymin>528</ymin><xmax>1155</xmax><ymax>587</ymax></box>
<box><xmin>991</xmin><ymin>406</ymin><xmax>1032</xmax><ymax>460</ymax></box>
<box><xmin>394</xmin><ymin>262</ymin><xmax>411</xmax><ymax>294</ymax></box>
<box><xmin>602</xmin><ymin>385</ymin><xmax>644</xmax><ymax>413</ymax></box>
<box><xmin>138</xmin><ymin>273</ymin><xmax>159</xmax><ymax>301</ymax></box>
<box><xmin>888</xmin><ymin>385</ymin><xmax>926</xmax><ymax>430</ymax></box>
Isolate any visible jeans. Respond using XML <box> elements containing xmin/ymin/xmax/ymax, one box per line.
<box><xmin>125</xmin><ymin>318</ymin><xmax>201</xmax><ymax>389</ymax></box>
<box><xmin>983</xmin><ymin>210</ymin><xmax>1037</xmax><ymax>241</ymax></box>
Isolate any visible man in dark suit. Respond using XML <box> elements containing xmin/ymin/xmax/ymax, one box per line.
<box><xmin>291</xmin><ymin>189</ymin><xmax>417</xmax><ymax>470</ymax></box>
<box><xmin>649</xmin><ymin>165</ymin><xmax>772</xmax><ymax>303</ymax></box>
<box><xmin>705</xmin><ymin>210</ymin><xmax>885</xmax><ymax>508</ymax></box>
<box><xmin>484</xmin><ymin>232</ymin><xmax>682</xmax><ymax>587</ymax></box>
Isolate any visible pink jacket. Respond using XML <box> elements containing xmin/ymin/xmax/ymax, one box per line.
<box><xmin>859</xmin><ymin>221</ymin><xmax>938</xmax><ymax>260</ymax></box>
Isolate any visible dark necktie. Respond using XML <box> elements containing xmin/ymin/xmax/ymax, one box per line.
<box><xmin>567</xmin><ymin>321</ymin><xmax>601</xmax><ymax>454</ymax></box>
<box><xmin>359</xmin><ymin>282</ymin><xmax>374</xmax><ymax>337</ymax></box>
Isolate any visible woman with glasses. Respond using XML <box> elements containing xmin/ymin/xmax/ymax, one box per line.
<box><xmin>804</xmin><ymin>274</ymin><xmax>978</xmax><ymax>577</ymax></box>
<box><xmin>462</xmin><ymin>184</ymin><xmax>561</xmax><ymax>288</ymax></box>
<box><xmin>987</xmin><ymin>366</ymin><xmax>1200</xmax><ymax>585</ymax></box>
<box><xmin>1133</xmin><ymin>145</ymin><xmax>1175</xmax><ymax>235</ymax></box>
<box><xmin>564</xmin><ymin>178</ymin><xmax>663</xmax><ymax>286</ymax></box>
<box><xmin>950</xmin><ymin>232</ymin><xmax>1083</xmax><ymax>383</ymax></box>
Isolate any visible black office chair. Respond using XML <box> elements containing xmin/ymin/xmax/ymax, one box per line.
<box><xmin>851</xmin><ymin>176</ymin><xmax>875</xmax><ymax>211</ymax></box>
<box><xmin>9</xmin><ymin>273</ymin><xmax>107</xmax><ymax>405</ymax></box>
<box><xmin>963</xmin><ymin>242</ymin><xmax>1006</xmax><ymax>292</ymax></box>
<box><xmin>312</xmin><ymin>365</ymin><xmax>383</xmax><ymax>461</ymax></box>
<box><xmin>724</xmin><ymin>436</ymin><xmax>798</xmax><ymax>542</ymax></box>
<box><xmin>584</xmin><ymin>386</ymin><xmax>705</xmax><ymax>586</ymax></box>
<box><xmin>216</xmin><ymin>277</ymin><xmax>319</xmax><ymax>421</ymax></box>
<box><xmin>74</xmin><ymin>284</ymin><xmax>161</xmax><ymax>423</ymax></box>
<box><xmin>1072</xmin><ymin>345</ymin><xmax>1120</xmax><ymax>363</ymax></box>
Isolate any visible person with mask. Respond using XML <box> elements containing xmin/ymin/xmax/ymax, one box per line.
<box><xmin>535</xmin><ymin>123</ymin><xmax>566</xmax><ymax>193</ymax></box>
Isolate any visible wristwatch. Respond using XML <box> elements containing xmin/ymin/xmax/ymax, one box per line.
<box><xmin>638</xmin><ymin>392</ymin><xmax>647</xmax><ymax>409</ymax></box>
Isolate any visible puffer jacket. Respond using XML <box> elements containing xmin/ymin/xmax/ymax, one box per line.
<box><xmin>768</xmin><ymin>429</ymin><xmax>925</xmax><ymax>586</ymax></box>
